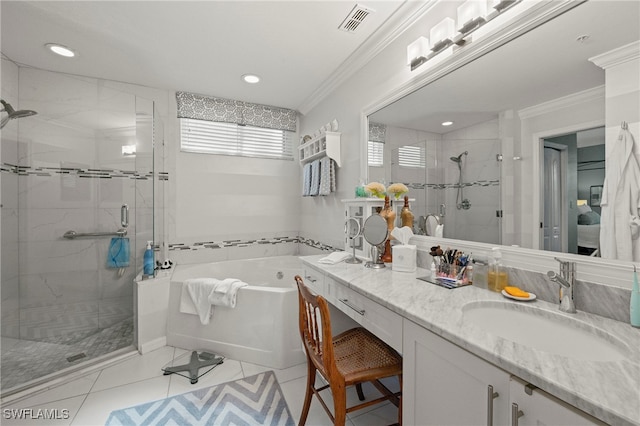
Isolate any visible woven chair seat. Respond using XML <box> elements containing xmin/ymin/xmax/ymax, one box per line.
<box><xmin>333</xmin><ymin>327</ymin><xmax>402</xmax><ymax>382</ymax></box>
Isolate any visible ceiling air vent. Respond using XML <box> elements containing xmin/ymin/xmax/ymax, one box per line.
<box><xmin>338</xmin><ymin>4</ymin><xmax>374</xmax><ymax>33</ymax></box>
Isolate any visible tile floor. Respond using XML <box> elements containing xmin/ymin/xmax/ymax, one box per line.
<box><xmin>0</xmin><ymin>345</ymin><xmax>400</xmax><ymax>425</ymax></box>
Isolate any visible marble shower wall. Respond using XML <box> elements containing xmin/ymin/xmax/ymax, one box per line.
<box><xmin>0</xmin><ymin>67</ymin><xmax>155</xmax><ymax>341</ymax></box>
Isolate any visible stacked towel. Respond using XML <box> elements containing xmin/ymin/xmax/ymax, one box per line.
<box><xmin>180</xmin><ymin>278</ymin><xmax>248</xmax><ymax>325</ymax></box>
<box><xmin>319</xmin><ymin>157</ymin><xmax>331</xmax><ymax>195</ymax></box>
<box><xmin>302</xmin><ymin>163</ymin><xmax>312</xmax><ymax>196</ymax></box>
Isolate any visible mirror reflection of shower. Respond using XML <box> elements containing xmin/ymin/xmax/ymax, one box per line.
<box><xmin>0</xmin><ymin>99</ymin><xmax>37</xmax><ymax>129</ymax></box>
<box><xmin>450</xmin><ymin>151</ymin><xmax>471</xmax><ymax>210</ymax></box>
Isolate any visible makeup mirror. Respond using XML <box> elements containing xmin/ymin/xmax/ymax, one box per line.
<box><xmin>344</xmin><ymin>217</ymin><xmax>362</xmax><ymax>264</ymax></box>
<box><xmin>363</xmin><ymin>214</ymin><xmax>388</xmax><ymax>269</ymax></box>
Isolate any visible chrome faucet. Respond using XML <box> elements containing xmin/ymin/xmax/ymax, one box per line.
<box><xmin>546</xmin><ymin>257</ymin><xmax>577</xmax><ymax>313</ymax></box>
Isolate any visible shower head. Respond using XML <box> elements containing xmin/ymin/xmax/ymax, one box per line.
<box><xmin>0</xmin><ymin>99</ymin><xmax>37</xmax><ymax>129</ymax></box>
<box><xmin>449</xmin><ymin>151</ymin><xmax>468</xmax><ymax>163</ymax></box>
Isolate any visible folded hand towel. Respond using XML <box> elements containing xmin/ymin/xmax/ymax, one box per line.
<box><xmin>309</xmin><ymin>160</ymin><xmax>321</xmax><ymax>196</ymax></box>
<box><xmin>184</xmin><ymin>278</ymin><xmax>249</xmax><ymax>325</ymax></box>
<box><xmin>319</xmin><ymin>157</ymin><xmax>331</xmax><ymax>196</ymax></box>
<box><xmin>302</xmin><ymin>163</ymin><xmax>312</xmax><ymax>196</ymax></box>
<box><xmin>107</xmin><ymin>237</ymin><xmax>130</xmax><ymax>268</ymax></box>
<box><xmin>208</xmin><ymin>278</ymin><xmax>247</xmax><ymax>308</ymax></box>
<box><xmin>318</xmin><ymin>251</ymin><xmax>352</xmax><ymax>264</ymax></box>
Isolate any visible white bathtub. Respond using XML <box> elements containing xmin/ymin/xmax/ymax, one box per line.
<box><xmin>166</xmin><ymin>256</ymin><xmax>306</xmax><ymax>369</ymax></box>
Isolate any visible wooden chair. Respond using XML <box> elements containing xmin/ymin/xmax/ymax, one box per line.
<box><xmin>294</xmin><ymin>275</ymin><xmax>402</xmax><ymax>426</ymax></box>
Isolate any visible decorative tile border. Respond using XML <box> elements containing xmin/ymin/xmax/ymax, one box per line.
<box><xmin>405</xmin><ymin>179</ymin><xmax>500</xmax><ymax>190</ymax></box>
<box><xmin>168</xmin><ymin>235</ymin><xmax>341</xmax><ymax>252</ymax></box>
<box><xmin>1</xmin><ymin>163</ymin><xmax>167</xmax><ymax>180</ymax></box>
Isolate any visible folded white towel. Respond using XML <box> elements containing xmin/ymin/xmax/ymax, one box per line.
<box><xmin>318</xmin><ymin>251</ymin><xmax>352</xmax><ymax>264</ymax></box>
<box><xmin>435</xmin><ymin>224</ymin><xmax>444</xmax><ymax>238</ymax></box>
<box><xmin>182</xmin><ymin>278</ymin><xmax>248</xmax><ymax>325</ymax></box>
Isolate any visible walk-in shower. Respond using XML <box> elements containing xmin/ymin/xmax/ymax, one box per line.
<box><xmin>0</xmin><ymin>99</ymin><xmax>37</xmax><ymax>129</ymax></box>
<box><xmin>0</xmin><ymin>65</ymin><xmax>164</xmax><ymax>396</ymax></box>
<box><xmin>450</xmin><ymin>151</ymin><xmax>471</xmax><ymax>210</ymax></box>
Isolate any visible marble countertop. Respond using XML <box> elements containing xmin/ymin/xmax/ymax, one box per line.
<box><xmin>301</xmin><ymin>255</ymin><xmax>640</xmax><ymax>426</ymax></box>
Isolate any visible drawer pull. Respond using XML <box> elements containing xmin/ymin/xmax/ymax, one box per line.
<box><xmin>305</xmin><ymin>275</ymin><xmax>317</xmax><ymax>283</ymax></box>
<box><xmin>487</xmin><ymin>385</ymin><xmax>499</xmax><ymax>426</ymax></box>
<box><xmin>339</xmin><ymin>299</ymin><xmax>365</xmax><ymax>315</ymax></box>
<box><xmin>511</xmin><ymin>403</ymin><xmax>524</xmax><ymax>426</ymax></box>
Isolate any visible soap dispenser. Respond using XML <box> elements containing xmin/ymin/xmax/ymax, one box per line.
<box><xmin>143</xmin><ymin>241</ymin><xmax>154</xmax><ymax>276</ymax></box>
<box><xmin>488</xmin><ymin>247</ymin><xmax>508</xmax><ymax>292</ymax></box>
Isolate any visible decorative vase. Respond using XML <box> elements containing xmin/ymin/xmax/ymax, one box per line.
<box><xmin>379</xmin><ymin>196</ymin><xmax>395</xmax><ymax>263</ymax></box>
<box><xmin>401</xmin><ymin>195</ymin><xmax>414</xmax><ymax>229</ymax></box>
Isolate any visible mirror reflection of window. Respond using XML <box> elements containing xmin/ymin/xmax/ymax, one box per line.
<box><xmin>368</xmin><ymin>140</ymin><xmax>384</xmax><ymax>167</ymax></box>
<box><xmin>398</xmin><ymin>145</ymin><xmax>426</xmax><ymax>168</ymax></box>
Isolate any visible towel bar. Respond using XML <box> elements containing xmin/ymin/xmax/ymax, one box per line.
<box><xmin>63</xmin><ymin>228</ymin><xmax>127</xmax><ymax>239</ymax></box>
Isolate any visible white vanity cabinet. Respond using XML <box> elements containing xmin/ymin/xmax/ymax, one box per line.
<box><xmin>403</xmin><ymin>319</ymin><xmax>510</xmax><ymax>426</ymax></box>
<box><xmin>404</xmin><ymin>319</ymin><xmax>607</xmax><ymax>426</ymax></box>
<box><xmin>509</xmin><ymin>377</ymin><xmax>605</xmax><ymax>426</ymax></box>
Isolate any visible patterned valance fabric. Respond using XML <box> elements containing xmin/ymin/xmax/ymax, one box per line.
<box><xmin>369</xmin><ymin>122</ymin><xmax>387</xmax><ymax>143</ymax></box>
<box><xmin>176</xmin><ymin>91</ymin><xmax>297</xmax><ymax>132</ymax></box>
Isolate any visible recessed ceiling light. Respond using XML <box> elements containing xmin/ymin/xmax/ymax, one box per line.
<box><xmin>442</xmin><ymin>121</ymin><xmax>454</xmax><ymax>126</ymax></box>
<box><xmin>45</xmin><ymin>43</ymin><xmax>76</xmax><ymax>58</ymax></box>
<box><xmin>242</xmin><ymin>74</ymin><xmax>260</xmax><ymax>84</ymax></box>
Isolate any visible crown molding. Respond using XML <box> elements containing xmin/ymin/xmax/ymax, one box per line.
<box><xmin>518</xmin><ymin>85</ymin><xmax>605</xmax><ymax>120</ymax></box>
<box><xmin>297</xmin><ymin>0</ymin><xmax>439</xmax><ymax>116</ymax></box>
<box><xmin>589</xmin><ymin>40</ymin><xmax>640</xmax><ymax>70</ymax></box>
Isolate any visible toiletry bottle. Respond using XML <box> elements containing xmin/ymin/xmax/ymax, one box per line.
<box><xmin>401</xmin><ymin>195</ymin><xmax>414</xmax><ymax>229</ymax></box>
<box><xmin>143</xmin><ymin>241</ymin><xmax>154</xmax><ymax>276</ymax></box>
<box><xmin>488</xmin><ymin>247</ymin><xmax>508</xmax><ymax>292</ymax></box>
<box><xmin>492</xmin><ymin>247</ymin><xmax>508</xmax><ymax>292</ymax></box>
<box><xmin>430</xmin><ymin>260</ymin><xmax>437</xmax><ymax>277</ymax></box>
<box><xmin>631</xmin><ymin>266</ymin><xmax>640</xmax><ymax>328</ymax></box>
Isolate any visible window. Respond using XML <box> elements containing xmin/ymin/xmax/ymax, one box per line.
<box><xmin>398</xmin><ymin>145</ymin><xmax>425</xmax><ymax>168</ymax></box>
<box><xmin>180</xmin><ymin>118</ymin><xmax>294</xmax><ymax>160</ymax></box>
<box><xmin>368</xmin><ymin>141</ymin><xmax>384</xmax><ymax>166</ymax></box>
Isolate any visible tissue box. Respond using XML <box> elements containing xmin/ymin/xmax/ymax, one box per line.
<box><xmin>392</xmin><ymin>245</ymin><xmax>417</xmax><ymax>272</ymax></box>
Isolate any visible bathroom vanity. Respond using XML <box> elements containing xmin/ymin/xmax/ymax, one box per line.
<box><xmin>301</xmin><ymin>255</ymin><xmax>640</xmax><ymax>426</ymax></box>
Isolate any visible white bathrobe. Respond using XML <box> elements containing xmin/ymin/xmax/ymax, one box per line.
<box><xmin>599</xmin><ymin>127</ymin><xmax>640</xmax><ymax>261</ymax></box>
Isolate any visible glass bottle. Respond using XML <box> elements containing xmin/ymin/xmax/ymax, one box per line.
<box><xmin>379</xmin><ymin>196</ymin><xmax>395</xmax><ymax>263</ymax></box>
<box><xmin>488</xmin><ymin>247</ymin><xmax>508</xmax><ymax>292</ymax></box>
<box><xmin>400</xmin><ymin>195</ymin><xmax>414</xmax><ymax>229</ymax></box>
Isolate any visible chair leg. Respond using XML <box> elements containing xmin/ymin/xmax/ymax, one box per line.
<box><xmin>356</xmin><ymin>382</ymin><xmax>365</xmax><ymax>401</ymax></box>
<box><xmin>332</xmin><ymin>382</ymin><xmax>347</xmax><ymax>426</ymax></box>
<box><xmin>299</xmin><ymin>360</ymin><xmax>316</xmax><ymax>426</ymax></box>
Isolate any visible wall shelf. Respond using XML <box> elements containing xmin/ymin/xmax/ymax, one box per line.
<box><xmin>299</xmin><ymin>131</ymin><xmax>341</xmax><ymax>167</ymax></box>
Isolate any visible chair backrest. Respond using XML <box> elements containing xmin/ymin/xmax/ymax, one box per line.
<box><xmin>294</xmin><ymin>275</ymin><xmax>335</xmax><ymax>375</ymax></box>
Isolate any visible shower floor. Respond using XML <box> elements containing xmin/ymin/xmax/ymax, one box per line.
<box><xmin>0</xmin><ymin>317</ymin><xmax>133</xmax><ymax>392</ymax></box>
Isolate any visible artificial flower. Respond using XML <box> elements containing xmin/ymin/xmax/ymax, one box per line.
<box><xmin>365</xmin><ymin>182</ymin><xmax>386</xmax><ymax>198</ymax></box>
<box><xmin>387</xmin><ymin>183</ymin><xmax>409</xmax><ymax>199</ymax></box>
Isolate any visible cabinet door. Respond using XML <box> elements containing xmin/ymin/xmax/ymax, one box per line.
<box><xmin>509</xmin><ymin>377</ymin><xmax>606</xmax><ymax>426</ymax></box>
<box><xmin>403</xmin><ymin>319</ymin><xmax>510</xmax><ymax>426</ymax></box>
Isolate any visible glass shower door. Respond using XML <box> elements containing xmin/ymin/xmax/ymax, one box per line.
<box><xmin>0</xmin><ymin>67</ymin><xmax>157</xmax><ymax>393</ymax></box>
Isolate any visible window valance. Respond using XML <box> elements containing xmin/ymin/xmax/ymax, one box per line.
<box><xmin>176</xmin><ymin>91</ymin><xmax>297</xmax><ymax>132</ymax></box>
<box><xmin>369</xmin><ymin>122</ymin><xmax>387</xmax><ymax>143</ymax></box>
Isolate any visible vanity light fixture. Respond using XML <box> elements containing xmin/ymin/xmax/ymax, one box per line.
<box><xmin>242</xmin><ymin>74</ymin><xmax>260</xmax><ymax>84</ymax></box>
<box><xmin>430</xmin><ymin>17</ymin><xmax>456</xmax><ymax>53</ymax></box>
<box><xmin>457</xmin><ymin>0</ymin><xmax>488</xmax><ymax>34</ymax></box>
<box><xmin>442</xmin><ymin>121</ymin><xmax>454</xmax><ymax>126</ymax></box>
<box><xmin>407</xmin><ymin>37</ymin><xmax>431</xmax><ymax>71</ymax></box>
<box><xmin>45</xmin><ymin>43</ymin><xmax>75</xmax><ymax>58</ymax></box>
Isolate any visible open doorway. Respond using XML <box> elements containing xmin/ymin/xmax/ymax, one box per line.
<box><xmin>540</xmin><ymin>127</ymin><xmax>605</xmax><ymax>255</ymax></box>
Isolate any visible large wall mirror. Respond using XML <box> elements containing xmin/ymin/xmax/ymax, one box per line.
<box><xmin>366</xmin><ymin>0</ymin><xmax>639</xmax><ymax>260</ymax></box>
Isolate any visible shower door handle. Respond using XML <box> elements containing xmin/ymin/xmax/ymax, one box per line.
<box><xmin>439</xmin><ymin>204</ymin><xmax>446</xmax><ymax>217</ymax></box>
<box><xmin>121</xmin><ymin>204</ymin><xmax>129</xmax><ymax>228</ymax></box>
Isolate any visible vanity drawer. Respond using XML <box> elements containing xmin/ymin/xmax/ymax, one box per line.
<box><xmin>330</xmin><ymin>278</ymin><xmax>402</xmax><ymax>353</ymax></box>
<box><xmin>303</xmin><ymin>268</ymin><xmax>325</xmax><ymax>295</ymax></box>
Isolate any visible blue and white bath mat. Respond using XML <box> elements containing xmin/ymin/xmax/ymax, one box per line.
<box><xmin>105</xmin><ymin>370</ymin><xmax>294</xmax><ymax>426</ymax></box>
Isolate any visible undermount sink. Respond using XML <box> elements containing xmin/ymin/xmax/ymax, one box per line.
<box><xmin>462</xmin><ymin>301</ymin><xmax>630</xmax><ymax>362</ymax></box>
